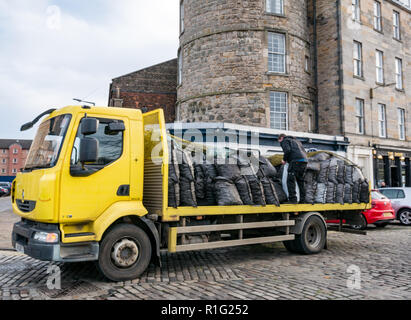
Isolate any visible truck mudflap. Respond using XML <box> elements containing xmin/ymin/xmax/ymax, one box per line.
<box><xmin>12</xmin><ymin>219</ymin><xmax>99</xmax><ymax>263</ymax></box>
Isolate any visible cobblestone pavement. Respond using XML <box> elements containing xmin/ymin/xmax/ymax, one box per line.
<box><xmin>0</xmin><ymin>223</ymin><xmax>409</xmax><ymax>300</ymax></box>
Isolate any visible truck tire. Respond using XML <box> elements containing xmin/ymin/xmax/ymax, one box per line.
<box><xmin>290</xmin><ymin>215</ymin><xmax>327</xmax><ymax>255</ymax></box>
<box><xmin>98</xmin><ymin>223</ymin><xmax>152</xmax><ymax>282</ymax></box>
<box><xmin>283</xmin><ymin>239</ymin><xmax>298</xmax><ymax>253</ymax></box>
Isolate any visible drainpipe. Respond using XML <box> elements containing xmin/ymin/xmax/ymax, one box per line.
<box><xmin>313</xmin><ymin>0</ymin><xmax>319</xmax><ymax>133</ymax></box>
<box><xmin>336</xmin><ymin>0</ymin><xmax>345</xmax><ymax>136</ymax></box>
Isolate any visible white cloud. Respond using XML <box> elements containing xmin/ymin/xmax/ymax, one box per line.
<box><xmin>0</xmin><ymin>0</ymin><xmax>179</xmax><ymax>139</ymax></box>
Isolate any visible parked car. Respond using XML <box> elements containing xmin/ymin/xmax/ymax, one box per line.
<box><xmin>0</xmin><ymin>186</ymin><xmax>8</xmax><ymax>197</ymax></box>
<box><xmin>327</xmin><ymin>190</ymin><xmax>395</xmax><ymax>230</ymax></box>
<box><xmin>378</xmin><ymin>187</ymin><xmax>411</xmax><ymax>226</ymax></box>
<box><xmin>0</xmin><ymin>182</ymin><xmax>11</xmax><ymax>196</ymax></box>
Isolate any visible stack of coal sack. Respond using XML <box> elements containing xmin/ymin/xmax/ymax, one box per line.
<box><xmin>167</xmin><ymin>141</ymin><xmax>288</xmax><ymax>208</ymax></box>
<box><xmin>168</xmin><ymin>140</ymin><xmax>369</xmax><ymax>208</ymax></box>
<box><xmin>303</xmin><ymin>152</ymin><xmax>370</xmax><ymax>205</ymax></box>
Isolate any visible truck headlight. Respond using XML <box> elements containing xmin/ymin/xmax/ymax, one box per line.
<box><xmin>33</xmin><ymin>232</ymin><xmax>58</xmax><ymax>243</ymax></box>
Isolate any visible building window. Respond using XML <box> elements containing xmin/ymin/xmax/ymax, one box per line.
<box><xmin>378</xmin><ymin>104</ymin><xmax>387</xmax><ymax>138</ymax></box>
<box><xmin>308</xmin><ymin>114</ymin><xmax>313</xmax><ymax>133</ymax></box>
<box><xmin>13</xmin><ymin>159</ymin><xmax>18</xmax><ymax>164</ymax></box>
<box><xmin>178</xmin><ymin>50</ymin><xmax>183</xmax><ymax>86</ymax></box>
<box><xmin>266</xmin><ymin>0</ymin><xmax>284</xmax><ymax>15</ymax></box>
<box><xmin>1</xmin><ymin>149</ymin><xmax>5</xmax><ymax>154</ymax></box>
<box><xmin>305</xmin><ymin>55</ymin><xmax>310</xmax><ymax>73</ymax></box>
<box><xmin>395</xmin><ymin>58</ymin><xmax>403</xmax><ymax>90</ymax></box>
<box><xmin>12</xmin><ymin>169</ymin><xmax>17</xmax><ymax>174</ymax></box>
<box><xmin>2</xmin><ymin>159</ymin><xmax>6</xmax><ymax>164</ymax></box>
<box><xmin>355</xmin><ymin>98</ymin><xmax>365</xmax><ymax>134</ymax></box>
<box><xmin>393</xmin><ymin>11</ymin><xmax>400</xmax><ymax>40</ymax></box>
<box><xmin>1</xmin><ymin>169</ymin><xmax>5</xmax><ymax>174</ymax></box>
<box><xmin>375</xmin><ymin>50</ymin><xmax>384</xmax><ymax>84</ymax></box>
<box><xmin>270</xmin><ymin>92</ymin><xmax>288</xmax><ymax>130</ymax></box>
<box><xmin>268</xmin><ymin>32</ymin><xmax>286</xmax><ymax>73</ymax></box>
<box><xmin>373</xmin><ymin>1</ymin><xmax>382</xmax><ymax>31</ymax></box>
<box><xmin>353</xmin><ymin>41</ymin><xmax>363</xmax><ymax>78</ymax></box>
<box><xmin>180</xmin><ymin>1</ymin><xmax>184</xmax><ymax>34</ymax></box>
<box><xmin>13</xmin><ymin>148</ymin><xmax>18</xmax><ymax>154</ymax></box>
<box><xmin>398</xmin><ymin>108</ymin><xmax>406</xmax><ymax>140</ymax></box>
<box><xmin>352</xmin><ymin>0</ymin><xmax>361</xmax><ymax>21</ymax></box>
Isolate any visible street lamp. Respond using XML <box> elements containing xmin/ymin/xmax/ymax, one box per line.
<box><xmin>369</xmin><ymin>82</ymin><xmax>396</xmax><ymax>139</ymax></box>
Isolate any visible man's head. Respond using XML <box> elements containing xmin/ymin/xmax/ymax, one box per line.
<box><xmin>278</xmin><ymin>134</ymin><xmax>286</xmax><ymax>143</ymax></box>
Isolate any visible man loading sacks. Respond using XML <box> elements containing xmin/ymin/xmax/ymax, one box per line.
<box><xmin>278</xmin><ymin>134</ymin><xmax>308</xmax><ymax>204</ymax></box>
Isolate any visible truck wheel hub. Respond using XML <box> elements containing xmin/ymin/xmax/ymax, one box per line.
<box><xmin>111</xmin><ymin>239</ymin><xmax>139</xmax><ymax>268</ymax></box>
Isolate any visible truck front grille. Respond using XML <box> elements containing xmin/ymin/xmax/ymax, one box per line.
<box><xmin>16</xmin><ymin>200</ymin><xmax>36</xmax><ymax>213</ymax></box>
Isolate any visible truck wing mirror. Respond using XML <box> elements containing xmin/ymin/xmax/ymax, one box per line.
<box><xmin>79</xmin><ymin>138</ymin><xmax>99</xmax><ymax>163</ymax></box>
<box><xmin>105</xmin><ymin>122</ymin><xmax>125</xmax><ymax>135</ymax></box>
<box><xmin>81</xmin><ymin>118</ymin><xmax>99</xmax><ymax>136</ymax></box>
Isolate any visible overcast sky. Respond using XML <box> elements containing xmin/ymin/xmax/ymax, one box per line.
<box><xmin>0</xmin><ymin>0</ymin><xmax>179</xmax><ymax>140</ymax></box>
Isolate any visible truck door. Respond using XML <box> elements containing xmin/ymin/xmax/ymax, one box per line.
<box><xmin>59</xmin><ymin>116</ymin><xmax>130</xmax><ymax>225</ymax></box>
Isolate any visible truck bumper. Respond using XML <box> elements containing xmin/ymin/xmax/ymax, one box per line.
<box><xmin>12</xmin><ymin>219</ymin><xmax>99</xmax><ymax>263</ymax></box>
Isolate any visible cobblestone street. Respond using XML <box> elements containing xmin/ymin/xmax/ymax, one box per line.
<box><xmin>0</xmin><ymin>219</ymin><xmax>409</xmax><ymax>300</ymax></box>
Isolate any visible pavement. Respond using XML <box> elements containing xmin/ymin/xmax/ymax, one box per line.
<box><xmin>0</xmin><ymin>197</ymin><xmax>19</xmax><ymax>250</ymax></box>
<box><xmin>0</xmin><ymin>196</ymin><xmax>410</xmax><ymax>300</ymax></box>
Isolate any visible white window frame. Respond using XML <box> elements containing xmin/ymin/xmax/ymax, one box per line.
<box><xmin>353</xmin><ymin>41</ymin><xmax>363</xmax><ymax>77</ymax></box>
<box><xmin>376</xmin><ymin>50</ymin><xmax>384</xmax><ymax>84</ymax></box>
<box><xmin>398</xmin><ymin>108</ymin><xmax>406</xmax><ymax>140</ymax></box>
<box><xmin>373</xmin><ymin>1</ymin><xmax>382</xmax><ymax>31</ymax></box>
<box><xmin>1</xmin><ymin>159</ymin><xmax>6</xmax><ymax>164</ymax></box>
<box><xmin>395</xmin><ymin>58</ymin><xmax>403</xmax><ymax>90</ymax></box>
<box><xmin>180</xmin><ymin>1</ymin><xmax>185</xmax><ymax>34</ymax></box>
<box><xmin>178</xmin><ymin>50</ymin><xmax>183</xmax><ymax>86</ymax></box>
<box><xmin>393</xmin><ymin>11</ymin><xmax>401</xmax><ymax>40</ymax></box>
<box><xmin>266</xmin><ymin>0</ymin><xmax>284</xmax><ymax>15</ymax></box>
<box><xmin>13</xmin><ymin>158</ymin><xmax>18</xmax><ymax>164</ymax></box>
<box><xmin>352</xmin><ymin>0</ymin><xmax>361</xmax><ymax>21</ymax></box>
<box><xmin>268</xmin><ymin>32</ymin><xmax>286</xmax><ymax>74</ymax></box>
<box><xmin>378</xmin><ymin>104</ymin><xmax>387</xmax><ymax>138</ymax></box>
<box><xmin>12</xmin><ymin>169</ymin><xmax>17</xmax><ymax>174</ymax></box>
<box><xmin>1</xmin><ymin>149</ymin><xmax>5</xmax><ymax>154</ymax></box>
<box><xmin>355</xmin><ymin>98</ymin><xmax>365</xmax><ymax>135</ymax></box>
<box><xmin>270</xmin><ymin>91</ymin><xmax>288</xmax><ymax>130</ymax></box>
<box><xmin>1</xmin><ymin>169</ymin><xmax>6</xmax><ymax>174</ymax></box>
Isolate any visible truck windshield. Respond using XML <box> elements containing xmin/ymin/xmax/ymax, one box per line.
<box><xmin>25</xmin><ymin>114</ymin><xmax>71</xmax><ymax>170</ymax></box>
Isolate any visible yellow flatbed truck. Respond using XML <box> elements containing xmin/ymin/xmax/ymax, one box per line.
<box><xmin>11</xmin><ymin>106</ymin><xmax>371</xmax><ymax>281</ymax></box>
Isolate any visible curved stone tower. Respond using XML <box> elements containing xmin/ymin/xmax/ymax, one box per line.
<box><xmin>177</xmin><ymin>0</ymin><xmax>315</xmax><ymax>131</ymax></box>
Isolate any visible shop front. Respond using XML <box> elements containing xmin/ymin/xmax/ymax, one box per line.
<box><xmin>373</xmin><ymin>147</ymin><xmax>411</xmax><ymax>188</ymax></box>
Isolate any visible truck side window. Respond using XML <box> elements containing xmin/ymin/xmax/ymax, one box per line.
<box><xmin>71</xmin><ymin>117</ymin><xmax>124</xmax><ymax>170</ymax></box>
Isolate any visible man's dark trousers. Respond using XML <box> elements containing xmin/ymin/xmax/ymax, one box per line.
<box><xmin>287</xmin><ymin>161</ymin><xmax>307</xmax><ymax>203</ymax></box>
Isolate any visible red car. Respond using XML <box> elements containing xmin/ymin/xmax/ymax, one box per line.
<box><xmin>327</xmin><ymin>190</ymin><xmax>395</xmax><ymax>230</ymax></box>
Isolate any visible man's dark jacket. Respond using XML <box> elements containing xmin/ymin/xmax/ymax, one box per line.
<box><xmin>280</xmin><ymin>136</ymin><xmax>308</xmax><ymax>163</ymax></box>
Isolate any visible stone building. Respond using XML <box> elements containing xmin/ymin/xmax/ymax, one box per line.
<box><xmin>0</xmin><ymin>139</ymin><xmax>32</xmax><ymax>177</ymax></box>
<box><xmin>108</xmin><ymin>59</ymin><xmax>178</xmax><ymax>123</ymax></box>
<box><xmin>109</xmin><ymin>0</ymin><xmax>410</xmax><ymax>187</ymax></box>
<box><xmin>314</xmin><ymin>0</ymin><xmax>411</xmax><ymax>187</ymax></box>
<box><xmin>176</xmin><ymin>0</ymin><xmax>410</xmax><ymax>187</ymax></box>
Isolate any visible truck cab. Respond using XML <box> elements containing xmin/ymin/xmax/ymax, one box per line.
<box><xmin>11</xmin><ymin>106</ymin><xmax>159</xmax><ymax>280</ymax></box>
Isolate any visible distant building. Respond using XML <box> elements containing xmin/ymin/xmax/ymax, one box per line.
<box><xmin>108</xmin><ymin>59</ymin><xmax>177</xmax><ymax>123</ymax></box>
<box><xmin>0</xmin><ymin>139</ymin><xmax>32</xmax><ymax>177</ymax></box>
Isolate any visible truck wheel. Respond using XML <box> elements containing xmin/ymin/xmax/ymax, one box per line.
<box><xmin>292</xmin><ymin>215</ymin><xmax>327</xmax><ymax>254</ymax></box>
<box><xmin>98</xmin><ymin>224</ymin><xmax>152</xmax><ymax>282</ymax></box>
